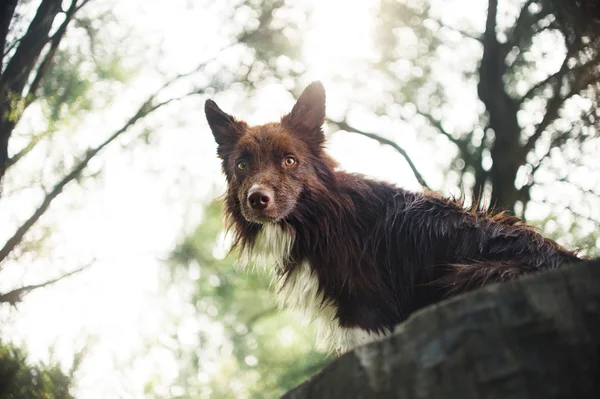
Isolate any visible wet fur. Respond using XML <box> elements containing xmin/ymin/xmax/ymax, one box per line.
<box><xmin>205</xmin><ymin>82</ymin><xmax>582</xmax><ymax>352</ymax></box>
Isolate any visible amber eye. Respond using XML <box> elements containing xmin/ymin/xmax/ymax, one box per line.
<box><xmin>284</xmin><ymin>156</ymin><xmax>296</xmax><ymax>167</ymax></box>
<box><xmin>237</xmin><ymin>161</ymin><xmax>247</xmax><ymax>171</ymax></box>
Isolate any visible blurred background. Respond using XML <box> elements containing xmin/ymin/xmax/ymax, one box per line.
<box><xmin>0</xmin><ymin>0</ymin><xmax>599</xmax><ymax>397</ymax></box>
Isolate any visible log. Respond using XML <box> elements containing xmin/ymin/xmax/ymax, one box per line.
<box><xmin>283</xmin><ymin>259</ymin><xmax>600</xmax><ymax>399</ymax></box>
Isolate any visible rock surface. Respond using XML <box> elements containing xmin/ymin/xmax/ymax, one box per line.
<box><xmin>283</xmin><ymin>259</ymin><xmax>600</xmax><ymax>399</ymax></box>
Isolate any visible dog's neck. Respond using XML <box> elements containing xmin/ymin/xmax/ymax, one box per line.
<box><xmin>237</xmin><ymin>223</ymin><xmax>390</xmax><ymax>352</ymax></box>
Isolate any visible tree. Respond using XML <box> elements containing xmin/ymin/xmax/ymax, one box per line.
<box><xmin>0</xmin><ymin>0</ymin><xmax>305</xmax><ymax>306</ymax></box>
<box><xmin>331</xmin><ymin>0</ymin><xmax>600</xmax><ymax>223</ymax></box>
<box><xmin>0</xmin><ymin>340</ymin><xmax>81</xmax><ymax>399</ymax></box>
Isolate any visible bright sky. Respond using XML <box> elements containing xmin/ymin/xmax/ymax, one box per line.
<box><xmin>0</xmin><ymin>0</ymin><xmax>597</xmax><ymax>397</ymax></box>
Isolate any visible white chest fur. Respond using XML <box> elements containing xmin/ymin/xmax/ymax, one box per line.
<box><xmin>239</xmin><ymin>224</ymin><xmax>388</xmax><ymax>352</ymax></box>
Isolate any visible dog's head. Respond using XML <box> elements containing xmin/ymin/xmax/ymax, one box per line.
<box><xmin>205</xmin><ymin>82</ymin><xmax>335</xmax><ymax>224</ymax></box>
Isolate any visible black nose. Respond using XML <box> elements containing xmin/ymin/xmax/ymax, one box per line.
<box><xmin>248</xmin><ymin>190</ymin><xmax>272</xmax><ymax>210</ymax></box>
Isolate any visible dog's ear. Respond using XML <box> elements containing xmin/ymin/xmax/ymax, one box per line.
<box><xmin>205</xmin><ymin>100</ymin><xmax>246</xmax><ymax>153</ymax></box>
<box><xmin>282</xmin><ymin>81</ymin><xmax>326</xmax><ymax>135</ymax></box>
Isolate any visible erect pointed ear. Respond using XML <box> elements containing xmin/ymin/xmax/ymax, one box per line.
<box><xmin>282</xmin><ymin>81</ymin><xmax>326</xmax><ymax>133</ymax></box>
<box><xmin>205</xmin><ymin>99</ymin><xmax>246</xmax><ymax>151</ymax></box>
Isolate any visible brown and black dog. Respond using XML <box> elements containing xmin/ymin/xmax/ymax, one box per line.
<box><xmin>205</xmin><ymin>81</ymin><xmax>582</xmax><ymax>353</ymax></box>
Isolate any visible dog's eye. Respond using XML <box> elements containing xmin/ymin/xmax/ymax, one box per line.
<box><xmin>284</xmin><ymin>156</ymin><xmax>296</xmax><ymax>167</ymax></box>
<box><xmin>237</xmin><ymin>161</ymin><xmax>248</xmax><ymax>171</ymax></box>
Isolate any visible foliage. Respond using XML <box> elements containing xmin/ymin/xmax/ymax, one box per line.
<box><xmin>1</xmin><ymin>0</ymin><xmax>309</xmax><ymax>396</ymax></box>
<box><xmin>533</xmin><ymin>216</ymin><xmax>600</xmax><ymax>258</ymax></box>
<box><xmin>0</xmin><ymin>0</ymin><xmax>598</xmax><ymax>397</ymax></box>
<box><xmin>332</xmin><ymin>0</ymin><xmax>600</xmax><ymax>222</ymax></box>
<box><xmin>165</xmin><ymin>202</ymin><xmax>329</xmax><ymax>398</ymax></box>
<box><xmin>0</xmin><ymin>342</ymin><xmax>76</xmax><ymax>399</ymax></box>
<box><xmin>0</xmin><ymin>0</ymin><xmax>305</xmax><ymax>301</ymax></box>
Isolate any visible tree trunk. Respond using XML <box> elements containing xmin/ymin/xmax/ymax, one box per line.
<box><xmin>478</xmin><ymin>0</ymin><xmax>523</xmax><ymax>212</ymax></box>
<box><xmin>283</xmin><ymin>258</ymin><xmax>600</xmax><ymax>399</ymax></box>
<box><xmin>0</xmin><ymin>0</ymin><xmax>63</xmax><ymax>184</ymax></box>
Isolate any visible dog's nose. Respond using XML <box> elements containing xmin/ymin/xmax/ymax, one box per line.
<box><xmin>248</xmin><ymin>189</ymin><xmax>272</xmax><ymax>210</ymax></box>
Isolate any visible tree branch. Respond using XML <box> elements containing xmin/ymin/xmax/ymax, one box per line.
<box><xmin>0</xmin><ymin>0</ymin><xmax>62</xmax><ymax>95</ymax></box>
<box><xmin>0</xmin><ymin>40</ymin><xmax>234</xmax><ymax>260</ymax></box>
<box><xmin>1</xmin><ymin>0</ymin><xmax>63</xmax><ymax>183</ymax></box>
<box><xmin>415</xmin><ymin>109</ymin><xmax>469</xmax><ymax>151</ymax></box>
<box><xmin>557</xmin><ymin>177</ymin><xmax>600</xmax><ymax>198</ymax></box>
<box><xmin>25</xmin><ymin>0</ymin><xmax>87</xmax><ymax>103</ymax></box>
<box><xmin>518</xmin><ymin>40</ymin><xmax>600</xmax><ymax>105</ymax></box>
<box><xmin>0</xmin><ymin>261</ymin><xmax>92</xmax><ymax>306</ymax></box>
<box><xmin>330</xmin><ymin>120</ymin><xmax>431</xmax><ymax>189</ymax></box>
<box><xmin>528</xmin><ymin>108</ymin><xmax>596</xmax><ymax>178</ymax></box>
<box><xmin>518</xmin><ymin>54</ymin><xmax>571</xmax><ymax>104</ymax></box>
<box><xmin>2</xmin><ymin>35</ymin><xmax>22</xmax><ymax>59</ymax></box>
<box><xmin>414</xmin><ymin>109</ymin><xmax>487</xmax><ymax>194</ymax></box>
<box><xmin>0</xmin><ymin>86</ymin><xmax>206</xmax><ymax>263</ymax></box>
<box><xmin>540</xmin><ymin>199</ymin><xmax>600</xmax><ymax>228</ymax></box>
<box><xmin>502</xmin><ymin>0</ymin><xmax>544</xmax><ymax>58</ymax></box>
<box><xmin>74</xmin><ymin>0</ymin><xmax>93</xmax><ymax>13</ymax></box>
<box><xmin>484</xmin><ymin>0</ymin><xmax>498</xmax><ymax>43</ymax></box>
<box><xmin>5</xmin><ymin>129</ymin><xmax>53</xmax><ymax>169</ymax></box>
<box><xmin>429</xmin><ymin>17</ymin><xmax>482</xmax><ymax>43</ymax></box>
<box><xmin>0</xmin><ymin>0</ymin><xmax>18</xmax><ymax>71</ymax></box>
<box><xmin>8</xmin><ymin>43</ymin><xmax>231</xmax><ymax>173</ymax></box>
<box><xmin>521</xmin><ymin>54</ymin><xmax>599</xmax><ymax>157</ymax></box>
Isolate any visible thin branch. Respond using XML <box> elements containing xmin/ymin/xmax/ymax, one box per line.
<box><xmin>521</xmin><ymin>53</ymin><xmax>584</xmax><ymax>156</ymax></box>
<box><xmin>522</xmin><ymin>75</ymin><xmax>597</xmax><ymax>158</ymax></box>
<box><xmin>518</xmin><ymin>42</ymin><xmax>598</xmax><ymax>105</ymax></box>
<box><xmin>570</xmin><ymin>209</ymin><xmax>600</xmax><ymax>228</ymax></box>
<box><xmin>430</xmin><ymin>17</ymin><xmax>483</xmax><ymax>43</ymax></box>
<box><xmin>2</xmin><ymin>36</ymin><xmax>22</xmax><ymax>58</ymax></box>
<box><xmin>529</xmin><ymin>135</ymin><xmax>567</xmax><ymax>174</ymax></box>
<box><xmin>11</xmin><ymin>44</ymin><xmax>232</xmax><ymax>172</ymax></box>
<box><xmin>0</xmin><ymin>261</ymin><xmax>92</xmax><ymax>306</ymax></box>
<box><xmin>330</xmin><ymin>120</ymin><xmax>430</xmax><ymax>190</ymax></box>
<box><xmin>5</xmin><ymin>129</ymin><xmax>53</xmax><ymax>169</ymax></box>
<box><xmin>0</xmin><ymin>87</ymin><xmax>205</xmax><ymax>263</ymax></box>
<box><xmin>414</xmin><ymin>109</ymin><xmax>482</xmax><ymax>177</ymax></box>
<box><xmin>519</xmin><ymin>57</ymin><xmax>570</xmax><ymax>104</ymax></box>
<box><xmin>557</xmin><ymin>177</ymin><xmax>600</xmax><ymax>198</ymax></box>
<box><xmin>507</xmin><ymin>22</ymin><xmax>559</xmax><ymax>71</ymax></box>
<box><xmin>74</xmin><ymin>0</ymin><xmax>92</xmax><ymax>13</ymax></box>
<box><xmin>501</xmin><ymin>0</ymin><xmax>542</xmax><ymax>57</ymax></box>
<box><xmin>0</xmin><ymin>41</ymin><xmax>234</xmax><ymax>261</ymax></box>
<box><xmin>528</xmin><ymin>108</ymin><xmax>596</xmax><ymax>176</ymax></box>
<box><xmin>416</xmin><ymin>109</ymin><xmax>466</xmax><ymax>149</ymax></box>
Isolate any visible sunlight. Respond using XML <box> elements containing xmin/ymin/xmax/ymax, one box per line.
<box><xmin>304</xmin><ymin>0</ymin><xmax>378</xmax><ymax>84</ymax></box>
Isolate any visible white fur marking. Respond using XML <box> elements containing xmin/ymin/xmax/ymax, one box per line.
<box><xmin>238</xmin><ymin>223</ymin><xmax>293</xmax><ymax>271</ymax></box>
<box><xmin>241</xmin><ymin>224</ymin><xmax>390</xmax><ymax>352</ymax></box>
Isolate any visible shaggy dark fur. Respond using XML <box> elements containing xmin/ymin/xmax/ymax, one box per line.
<box><xmin>205</xmin><ymin>81</ymin><xmax>583</xmax><ymax>336</ymax></box>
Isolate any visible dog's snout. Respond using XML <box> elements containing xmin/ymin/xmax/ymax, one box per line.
<box><xmin>248</xmin><ymin>187</ymin><xmax>272</xmax><ymax>210</ymax></box>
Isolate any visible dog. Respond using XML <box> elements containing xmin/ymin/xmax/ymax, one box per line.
<box><xmin>204</xmin><ymin>81</ymin><xmax>582</xmax><ymax>353</ymax></box>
